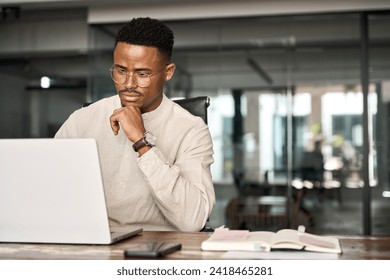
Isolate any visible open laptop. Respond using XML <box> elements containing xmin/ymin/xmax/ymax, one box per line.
<box><xmin>0</xmin><ymin>138</ymin><xmax>142</xmax><ymax>244</ymax></box>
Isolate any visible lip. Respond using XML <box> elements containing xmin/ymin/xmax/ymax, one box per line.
<box><xmin>123</xmin><ymin>94</ymin><xmax>141</xmax><ymax>101</ymax></box>
<box><xmin>120</xmin><ymin>92</ymin><xmax>143</xmax><ymax>102</ymax></box>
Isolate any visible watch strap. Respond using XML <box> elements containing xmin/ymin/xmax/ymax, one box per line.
<box><xmin>132</xmin><ymin>137</ymin><xmax>147</xmax><ymax>152</ymax></box>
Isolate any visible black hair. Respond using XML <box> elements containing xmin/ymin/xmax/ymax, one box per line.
<box><xmin>115</xmin><ymin>17</ymin><xmax>174</xmax><ymax>61</ymax></box>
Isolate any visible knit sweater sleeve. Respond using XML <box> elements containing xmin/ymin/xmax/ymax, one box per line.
<box><xmin>135</xmin><ymin>119</ymin><xmax>215</xmax><ymax>232</ymax></box>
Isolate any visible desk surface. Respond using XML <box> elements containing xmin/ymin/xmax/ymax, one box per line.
<box><xmin>0</xmin><ymin>231</ymin><xmax>389</xmax><ymax>260</ymax></box>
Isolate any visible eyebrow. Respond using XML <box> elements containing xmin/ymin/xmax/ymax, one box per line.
<box><xmin>113</xmin><ymin>64</ymin><xmax>152</xmax><ymax>72</ymax></box>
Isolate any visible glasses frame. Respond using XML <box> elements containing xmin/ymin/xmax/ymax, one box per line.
<box><xmin>109</xmin><ymin>65</ymin><xmax>167</xmax><ymax>88</ymax></box>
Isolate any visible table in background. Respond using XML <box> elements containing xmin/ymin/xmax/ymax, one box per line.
<box><xmin>0</xmin><ymin>231</ymin><xmax>389</xmax><ymax>260</ymax></box>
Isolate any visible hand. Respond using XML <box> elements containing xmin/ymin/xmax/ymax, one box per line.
<box><xmin>109</xmin><ymin>105</ymin><xmax>145</xmax><ymax>142</ymax></box>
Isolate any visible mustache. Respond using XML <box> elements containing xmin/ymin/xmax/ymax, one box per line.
<box><xmin>118</xmin><ymin>89</ymin><xmax>143</xmax><ymax>95</ymax></box>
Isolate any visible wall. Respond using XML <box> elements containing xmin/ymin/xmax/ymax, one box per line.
<box><xmin>0</xmin><ymin>72</ymin><xmax>29</xmax><ymax>138</ymax></box>
<box><xmin>0</xmin><ymin>8</ymin><xmax>88</xmax><ymax>138</ymax></box>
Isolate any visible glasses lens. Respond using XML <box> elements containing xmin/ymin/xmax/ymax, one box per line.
<box><xmin>110</xmin><ymin>66</ymin><xmax>126</xmax><ymax>84</ymax></box>
<box><xmin>134</xmin><ymin>74</ymin><xmax>151</xmax><ymax>88</ymax></box>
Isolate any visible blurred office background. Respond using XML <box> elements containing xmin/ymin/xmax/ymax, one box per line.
<box><xmin>1</xmin><ymin>0</ymin><xmax>390</xmax><ymax>235</ymax></box>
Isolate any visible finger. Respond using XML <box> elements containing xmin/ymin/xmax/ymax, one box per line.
<box><xmin>109</xmin><ymin>115</ymin><xmax>120</xmax><ymax>135</ymax></box>
<box><xmin>110</xmin><ymin>108</ymin><xmax>124</xmax><ymax>135</ymax></box>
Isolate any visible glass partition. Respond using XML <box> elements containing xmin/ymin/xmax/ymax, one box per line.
<box><xmin>88</xmin><ymin>12</ymin><xmax>390</xmax><ymax>235</ymax></box>
<box><xmin>369</xmin><ymin>12</ymin><xmax>390</xmax><ymax>235</ymax></box>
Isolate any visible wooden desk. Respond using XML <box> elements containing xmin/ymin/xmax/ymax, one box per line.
<box><xmin>0</xmin><ymin>231</ymin><xmax>389</xmax><ymax>260</ymax></box>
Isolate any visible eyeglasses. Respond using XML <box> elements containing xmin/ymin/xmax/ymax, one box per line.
<box><xmin>109</xmin><ymin>65</ymin><xmax>166</xmax><ymax>88</ymax></box>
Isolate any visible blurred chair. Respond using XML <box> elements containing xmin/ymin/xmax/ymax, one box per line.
<box><xmin>228</xmin><ymin>166</ymin><xmax>314</xmax><ymax>231</ymax></box>
<box><xmin>226</xmin><ymin>195</ymin><xmax>288</xmax><ymax>231</ymax></box>
<box><xmin>228</xmin><ymin>168</ymin><xmax>289</xmax><ymax>231</ymax></box>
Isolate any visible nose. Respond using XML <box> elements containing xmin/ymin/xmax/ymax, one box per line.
<box><xmin>125</xmin><ymin>73</ymin><xmax>138</xmax><ymax>89</ymax></box>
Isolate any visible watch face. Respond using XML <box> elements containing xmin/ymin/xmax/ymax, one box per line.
<box><xmin>144</xmin><ymin>132</ymin><xmax>157</xmax><ymax>146</ymax></box>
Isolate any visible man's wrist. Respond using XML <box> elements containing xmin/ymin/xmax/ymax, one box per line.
<box><xmin>136</xmin><ymin>145</ymin><xmax>152</xmax><ymax>156</ymax></box>
<box><xmin>132</xmin><ymin>131</ymin><xmax>156</xmax><ymax>152</ymax></box>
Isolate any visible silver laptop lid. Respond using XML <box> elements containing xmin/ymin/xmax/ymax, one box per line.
<box><xmin>0</xmin><ymin>138</ymin><xmax>118</xmax><ymax>244</ymax></box>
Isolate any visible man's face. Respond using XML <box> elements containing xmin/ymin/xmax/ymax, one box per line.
<box><xmin>113</xmin><ymin>42</ymin><xmax>175</xmax><ymax>113</ymax></box>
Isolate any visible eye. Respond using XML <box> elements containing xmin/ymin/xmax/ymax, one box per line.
<box><xmin>136</xmin><ymin>72</ymin><xmax>149</xmax><ymax>78</ymax></box>
<box><xmin>117</xmin><ymin>68</ymin><xmax>127</xmax><ymax>75</ymax></box>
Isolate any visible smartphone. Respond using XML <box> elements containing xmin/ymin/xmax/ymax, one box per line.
<box><xmin>124</xmin><ymin>242</ymin><xmax>182</xmax><ymax>258</ymax></box>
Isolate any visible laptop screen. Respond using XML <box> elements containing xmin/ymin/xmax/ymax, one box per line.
<box><xmin>0</xmin><ymin>138</ymin><xmax>122</xmax><ymax>244</ymax></box>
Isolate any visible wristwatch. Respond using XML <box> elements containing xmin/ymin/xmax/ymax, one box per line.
<box><xmin>132</xmin><ymin>131</ymin><xmax>157</xmax><ymax>152</ymax></box>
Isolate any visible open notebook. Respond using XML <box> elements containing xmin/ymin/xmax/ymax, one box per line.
<box><xmin>0</xmin><ymin>138</ymin><xmax>142</xmax><ymax>244</ymax></box>
<box><xmin>201</xmin><ymin>226</ymin><xmax>341</xmax><ymax>254</ymax></box>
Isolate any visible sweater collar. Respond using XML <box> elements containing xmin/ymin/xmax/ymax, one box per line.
<box><xmin>142</xmin><ymin>94</ymin><xmax>170</xmax><ymax>120</ymax></box>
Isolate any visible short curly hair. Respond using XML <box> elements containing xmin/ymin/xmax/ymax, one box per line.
<box><xmin>115</xmin><ymin>17</ymin><xmax>174</xmax><ymax>61</ymax></box>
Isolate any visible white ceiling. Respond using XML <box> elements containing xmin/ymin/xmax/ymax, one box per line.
<box><xmin>1</xmin><ymin>0</ymin><xmax>390</xmax><ymax>20</ymax></box>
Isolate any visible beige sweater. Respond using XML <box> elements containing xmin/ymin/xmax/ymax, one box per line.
<box><xmin>55</xmin><ymin>94</ymin><xmax>215</xmax><ymax>231</ymax></box>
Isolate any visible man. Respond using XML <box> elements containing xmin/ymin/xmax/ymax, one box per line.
<box><xmin>55</xmin><ymin>17</ymin><xmax>215</xmax><ymax>231</ymax></box>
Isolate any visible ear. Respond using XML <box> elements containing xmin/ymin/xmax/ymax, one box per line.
<box><xmin>165</xmin><ymin>63</ymin><xmax>176</xmax><ymax>81</ymax></box>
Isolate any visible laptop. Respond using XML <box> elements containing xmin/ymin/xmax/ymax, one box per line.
<box><xmin>0</xmin><ymin>138</ymin><xmax>142</xmax><ymax>244</ymax></box>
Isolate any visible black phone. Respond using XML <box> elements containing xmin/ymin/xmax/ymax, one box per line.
<box><xmin>124</xmin><ymin>242</ymin><xmax>182</xmax><ymax>258</ymax></box>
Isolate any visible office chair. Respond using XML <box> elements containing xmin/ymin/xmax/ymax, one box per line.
<box><xmin>172</xmin><ymin>96</ymin><xmax>210</xmax><ymax>124</ymax></box>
